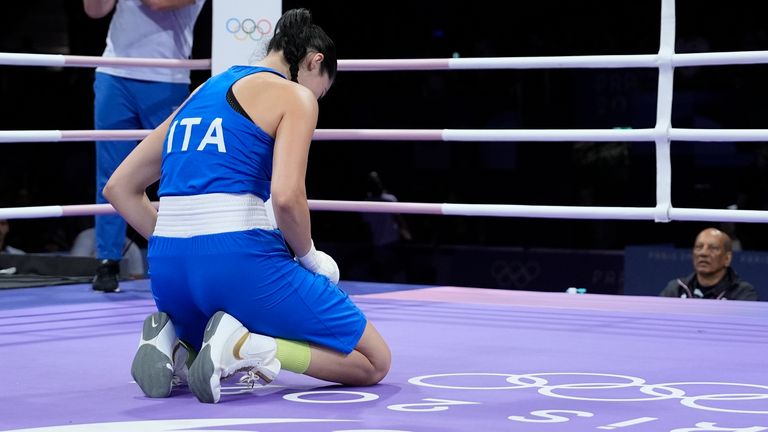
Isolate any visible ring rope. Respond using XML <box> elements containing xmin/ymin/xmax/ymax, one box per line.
<box><xmin>0</xmin><ymin>202</ymin><xmax>766</xmax><ymax>224</ymax></box>
<box><xmin>4</xmin><ymin>51</ymin><xmax>768</xmax><ymax>71</ymax></box>
<box><xmin>1</xmin><ymin>128</ymin><xmax>767</xmax><ymax>143</ymax></box>
<box><xmin>0</xmin><ymin>52</ymin><xmax>211</xmax><ymax>69</ymax></box>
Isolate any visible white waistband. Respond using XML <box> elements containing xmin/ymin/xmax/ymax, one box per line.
<box><xmin>153</xmin><ymin>193</ymin><xmax>275</xmax><ymax>238</ymax></box>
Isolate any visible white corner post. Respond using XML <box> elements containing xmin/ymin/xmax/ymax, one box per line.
<box><xmin>653</xmin><ymin>0</ymin><xmax>676</xmax><ymax>223</ymax></box>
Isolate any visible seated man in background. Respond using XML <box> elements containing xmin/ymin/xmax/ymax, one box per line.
<box><xmin>0</xmin><ymin>219</ymin><xmax>25</xmax><ymax>254</ymax></box>
<box><xmin>660</xmin><ymin>227</ymin><xmax>758</xmax><ymax>301</ymax></box>
<box><xmin>71</xmin><ymin>228</ymin><xmax>145</xmax><ymax>283</ymax></box>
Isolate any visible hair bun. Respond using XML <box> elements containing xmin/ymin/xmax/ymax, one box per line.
<box><xmin>275</xmin><ymin>8</ymin><xmax>313</xmax><ymax>34</ymax></box>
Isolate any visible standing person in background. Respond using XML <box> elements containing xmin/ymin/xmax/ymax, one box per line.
<box><xmin>362</xmin><ymin>171</ymin><xmax>412</xmax><ymax>282</ymax></box>
<box><xmin>363</xmin><ymin>171</ymin><xmax>412</xmax><ymax>246</ymax></box>
<box><xmin>83</xmin><ymin>0</ymin><xmax>206</xmax><ymax>292</ymax></box>
<box><xmin>660</xmin><ymin>227</ymin><xmax>758</xmax><ymax>301</ymax></box>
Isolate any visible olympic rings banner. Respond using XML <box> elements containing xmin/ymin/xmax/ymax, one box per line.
<box><xmin>211</xmin><ymin>0</ymin><xmax>282</xmax><ymax>74</ymax></box>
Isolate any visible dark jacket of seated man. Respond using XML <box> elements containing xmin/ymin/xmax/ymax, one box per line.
<box><xmin>661</xmin><ymin>267</ymin><xmax>758</xmax><ymax>300</ymax></box>
<box><xmin>660</xmin><ymin>227</ymin><xmax>758</xmax><ymax>301</ymax></box>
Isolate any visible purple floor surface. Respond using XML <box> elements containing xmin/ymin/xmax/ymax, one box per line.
<box><xmin>1</xmin><ymin>280</ymin><xmax>767</xmax><ymax>432</ymax></box>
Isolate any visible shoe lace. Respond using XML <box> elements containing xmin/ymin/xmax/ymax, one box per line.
<box><xmin>238</xmin><ymin>369</ymin><xmax>263</xmax><ymax>389</ymax></box>
<box><xmin>171</xmin><ymin>374</ymin><xmax>183</xmax><ymax>387</ymax></box>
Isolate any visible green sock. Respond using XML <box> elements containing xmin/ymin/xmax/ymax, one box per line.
<box><xmin>275</xmin><ymin>338</ymin><xmax>311</xmax><ymax>374</ymax></box>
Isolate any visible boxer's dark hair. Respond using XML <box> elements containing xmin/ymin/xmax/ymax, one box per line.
<box><xmin>267</xmin><ymin>8</ymin><xmax>337</xmax><ymax>83</ymax></box>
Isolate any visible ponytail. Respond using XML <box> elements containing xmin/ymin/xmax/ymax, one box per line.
<box><xmin>267</xmin><ymin>8</ymin><xmax>337</xmax><ymax>83</ymax></box>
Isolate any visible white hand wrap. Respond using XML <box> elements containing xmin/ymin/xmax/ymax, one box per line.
<box><xmin>297</xmin><ymin>241</ymin><xmax>340</xmax><ymax>284</ymax></box>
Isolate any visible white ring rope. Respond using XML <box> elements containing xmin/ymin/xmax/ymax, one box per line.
<box><xmin>0</xmin><ymin>52</ymin><xmax>211</xmax><ymax>69</ymax></box>
<box><xmin>1</xmin><ymin>128</ymin><xmax>767</xmax><ymax>143</ymax></box>
<box><xmin>2</xmin><ymin>0</ymin><xmax>766</xmax><ymax>224</ymax></box>
<box><xmin>4</xmin><ymin>51</ymin><xmax>768</xmax><ymax>71</ymax></box>
<box><xmin>0</xmin><ymin>202</ymin><xmax>766</xmax><ymax>223</ymax></box>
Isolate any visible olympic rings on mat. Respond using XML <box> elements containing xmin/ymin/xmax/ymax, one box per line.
<box><xmin>408</xmin><ymin>372</ymin><xmax>768</xmax><ymax>414</ymax></box>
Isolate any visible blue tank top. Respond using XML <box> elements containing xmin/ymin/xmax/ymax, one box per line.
<box><xmin>159</xmin><ymin>66</ymin><xmax>285</xmax><ymax>201</ymax></box>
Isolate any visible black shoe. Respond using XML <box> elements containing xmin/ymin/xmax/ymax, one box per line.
<box><xmin>93</xmin><ymin>259</ymin><xmax>120</xmax><ymax>293</ymax></box>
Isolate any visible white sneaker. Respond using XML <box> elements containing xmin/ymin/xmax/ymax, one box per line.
<box><xmin>131</xmin><ymin>312</ymin><xmax>188</xmax><ymax>398</ymax></box>
<box><xmin>189</xmin><ymin>311</ymin><xmax>281</xmax><ymax>403</ymax></box>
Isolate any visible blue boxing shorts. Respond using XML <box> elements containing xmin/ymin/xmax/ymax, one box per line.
<box><xmin>147</xmin><ymin>228</ymin><xmax>367</xmax><ymax>354</ymax></box>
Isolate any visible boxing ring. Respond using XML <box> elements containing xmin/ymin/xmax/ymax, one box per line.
<box><xmin>2</xmin><ymin>0</ymin><xmax>768</xmax><ymax>430</ymax></box>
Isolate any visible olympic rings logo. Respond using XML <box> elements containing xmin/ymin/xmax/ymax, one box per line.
<box><xmin>225</xmin><ymin>17</ymin><xmax>273</xmax><ymax>42</ymax></box>
<box><xmin>491</xmin><ymin>260</ymin><xmax>541</xmax><ymax>288</ymax></box>
<box><xmin>408</xmin><ymin>372</ymin><xmax>768</xmax><ymax>415</ymax></box>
